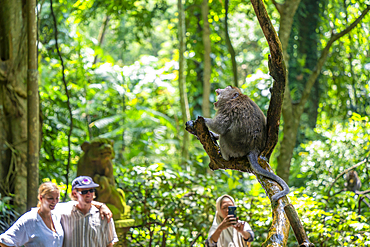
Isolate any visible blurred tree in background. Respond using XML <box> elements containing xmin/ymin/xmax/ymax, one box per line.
<box><xmin>0</xmin><ymin>0</ymin><xmax>369</xmax><ymax>246</ymax></box>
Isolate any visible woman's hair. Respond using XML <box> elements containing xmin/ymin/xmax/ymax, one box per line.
<box><xmin>37</xmin><ymin>182</ymin><xmax>59</xmax><ymax>207</ymax></box>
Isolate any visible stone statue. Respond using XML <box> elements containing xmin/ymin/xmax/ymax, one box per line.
<box><xmin>77</xmin><ymin>138</ymin><xmax>130</xmax><ymax>220</ymax></box>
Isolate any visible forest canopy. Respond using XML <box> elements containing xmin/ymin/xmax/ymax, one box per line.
<box><xmin>0</xmin><ymin>0</ymin><xmax>370</xmax><ymax>246</ymax></box>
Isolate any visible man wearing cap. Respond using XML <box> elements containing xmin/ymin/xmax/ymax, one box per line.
<box><xmin>54</xmin><ymin>176</ymin><xmax>118</xmax><ymax>246</ymax></box>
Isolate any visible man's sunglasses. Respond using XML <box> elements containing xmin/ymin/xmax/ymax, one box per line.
<box><xmin>77</xmin><ymin>189</ymin><xmax>96</xmax><ymax>195</ymax></box>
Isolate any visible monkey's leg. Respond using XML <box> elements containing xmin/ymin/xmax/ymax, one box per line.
<box><xmin>247</xmin><ymin>152</ymin><xmax>290</xmax><ymax>201</ymax></box>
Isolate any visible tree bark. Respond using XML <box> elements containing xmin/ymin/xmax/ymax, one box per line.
<box><xmin>0</xmin><ymin>0</ymin><xmax>28</xmax><ymax>214</ymax></box>
<box><xmin>178</xmin><ymin>0</ymin><xmax>191</xmax><ymax>166</ymax></box>
<box><xmin>201</xmin><ymin>0</ymin><xmax>211</xmax><ymax>118</ymax></box>
<box><xmin>27</xmin><ymin>0</ymin><xmax>39</xmax><ymax>210</ymax></box>
<box><xmin>273</xmin><ymin>0</ymin><xmax>301</xmax><ymax>184</ymax></box>
<box><xmin>297</xmin><ymin>0</ymin><xmax>320</xmax><ymax>129</ymax></box>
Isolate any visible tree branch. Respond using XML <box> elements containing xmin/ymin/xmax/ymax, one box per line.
<box><xmin>299</xmin><ymin>4</ymin><xmax>370</xmax><ymax>110</ymax></box>
<box><xmin>186</xmin><ymin>117</ymin><xmax>252</xmax><ymax>173</ymax></box>
<box><xmin>284</xmin><ymin>204</ymin><xmax>314</xmax><ymax>247</ymax></box>
<box><xmin>186</xmin><ymin>0</ymin><xmax>317</xmax><ymax>245</ymax></box>
<box><xmin>250</xmin><ymin>0</ymin><xmax>286</xmax><ymax>160</ymax></box>
<box><xmin>358</xmin><ymin>195</ymin><xmax>370</xmax><ymax>215</ymax></box>
<box><xmin>271</xmin><ymin>0</ymin><xmax>283</xmax><ymax>14</ymax></box>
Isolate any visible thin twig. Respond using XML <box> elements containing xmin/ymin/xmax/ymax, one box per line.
<box><xmin>190</xmin><ymin>232</ymin><xmax>202</xmax><ymax>246</ymax></box>
<box><xmin>356</xmin><ymin>189</ymin><xmax>370</xmax><ymax>195</ymax></box>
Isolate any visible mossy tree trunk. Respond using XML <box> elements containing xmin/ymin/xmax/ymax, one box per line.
<box><xmin>27</xmin><ymin>0</ymin><xmax>39</xmax><ymax>210</ymax></box>
<box><xmin>178</xmin><ymin>0</ymin><xmax>191</xmax><ymax>166</ymax></box>
<box><xmin>0</xmin><ymin>0</ymin><xmax>29</xmax><ymax>214</ymax></box>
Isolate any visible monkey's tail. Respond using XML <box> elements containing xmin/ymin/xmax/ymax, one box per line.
<box><xmin>247</xmin><ymin>152</ymin><xmax>290</xmax><ymax>201</ymax></box>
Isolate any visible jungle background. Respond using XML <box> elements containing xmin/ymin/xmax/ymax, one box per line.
<box><xmin>1</xmin><ymin>0</ymin><xmax>370</xmax><ymax>246</ymax></box>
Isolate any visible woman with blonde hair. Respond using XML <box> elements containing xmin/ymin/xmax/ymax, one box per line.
<box><xmin>0</xmin><ymin>182</ymin><xmax>64</xmax><ymax>247</ymax></box>
<box><xmin>205</xmin><ymin>194</ymin><xmax>254</xmax><ymax>247</ymax></box>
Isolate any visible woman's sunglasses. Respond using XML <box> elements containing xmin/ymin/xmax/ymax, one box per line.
<box><xmin>77</xmin><ymin>188</ymin><xmax>96</xmax><ymax>195</ymax></box>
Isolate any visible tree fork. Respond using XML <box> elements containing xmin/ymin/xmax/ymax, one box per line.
<box><xmin>186</xmin><ymin>0</ymin><xmax>314</xmax><ymax>245</ymax></box>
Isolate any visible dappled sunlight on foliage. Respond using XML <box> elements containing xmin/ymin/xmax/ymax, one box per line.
<box><xmin>292</xmin><ymin>113</ymin><xmax>369</xmax><ymax>192</ymax></box>
<box><xmin>289</xmin><ymin>114</ymin><xmax>370</xmax><ymax>246</ymax></box>
<box><xmin>0</xmin><ymin>0</ymin><xmax>366</xmax><ymax>245</ymax></box>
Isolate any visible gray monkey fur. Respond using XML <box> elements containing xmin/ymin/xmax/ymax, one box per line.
<box><xmin>345</xmin><ymin>170</ymin><xmax>361</xmax><ymax>193</ymax></box>
<box><xmin>204</xmin><ymin>86</ymin><xmax>289</xmax><ymax>201</ymax></box>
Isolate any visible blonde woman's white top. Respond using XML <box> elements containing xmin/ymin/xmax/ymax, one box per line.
<box><xmin>0</xmin><ymin>207</ymin><xmax>64</xmax><ymax>247</ymax></box>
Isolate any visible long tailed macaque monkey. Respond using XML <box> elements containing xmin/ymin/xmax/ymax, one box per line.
<box><xmin>345</xmin><ymin>170</ymin><xmax>361</xmax><ymax>193</ymax></box>
<box><xmin>204</xmin><ymin>86</ymin><xmax>289</xmax><ymax>201</ymax></box>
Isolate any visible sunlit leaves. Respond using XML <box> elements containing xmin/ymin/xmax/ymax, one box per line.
<box><xmin>34</xmin><ymin>0</ymin><xmax>370</xmax><ymax>245</ymax></box>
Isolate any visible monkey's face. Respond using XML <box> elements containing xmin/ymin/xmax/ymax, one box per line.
<box><xmin>214</xmin><ymin>86</ymin><xmax>240</xmax><ymax>108</ymax></box>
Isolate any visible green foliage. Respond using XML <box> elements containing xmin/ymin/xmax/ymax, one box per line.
<box><xmin>319</xmin><ymin>0</ymin><xmax>370</xmax><ymax>120</ymax></box>
<box><xmin>289</xmin><ymin>114</ymin><xmax>370</xmax><ymax>246</ymax></box>
<box><xmin>118</xmin><ymin>164</ymin><xmax>214</xmax><ymax>246</ymax></box>
<box><xmin>118</xmin><ymin>162</ymin><xmax>370</xmax><ymax>246</ymax></box>
<box><xmin>288</xmin><ymin>191</ymin><xmax>370</xmax><ymax>247</ymax></box>
<box><xmin>0</xmin><ymin>194</ymin><xmax>19</xmax><ymax>234</ymax></box>
<box><xmin>291</xmin><ymin>113</ymin><xmax>370</xmax><ymax>190</ymax></box>
<box><xmin>184</xmin><ymin>0</ymin><xmax>270</xmax><ymax>117</ymax></box>
<box><xmin>32</xmin><ymin>0</ymin><xmax>370</xmax><ymax>246</ymax></box>
<box><xmin>118</xmin><ymin>163</ymin><xmax>272</xmax><ymax>246</ymax></box>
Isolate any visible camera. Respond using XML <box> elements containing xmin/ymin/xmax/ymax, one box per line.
<box><xmin>228</xmin><ymin>206</ymin><xmax>237</xmax><ymax>225</ymax></box>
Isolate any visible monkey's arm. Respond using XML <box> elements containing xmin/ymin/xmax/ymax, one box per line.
<box><xmin>204</xmin><ymin>116</ymin><xmax>231</xmax><ymax>135</ymax></box>
<box><xmin>247</xmin><ymin>152</ymin><xmax>289</xmax><ymax>201</ymax></box>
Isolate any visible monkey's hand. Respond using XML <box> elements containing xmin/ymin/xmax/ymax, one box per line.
<box><xmin>185</xmin><ymin>120</ymin><xmax>197</xmax><ymax>136</ymax></box>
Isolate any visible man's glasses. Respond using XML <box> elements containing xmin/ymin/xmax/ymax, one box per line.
<box><xmin>77</xmin><ymin>189</ymin><xmax>96</xmax><ymax>195</ymax></box>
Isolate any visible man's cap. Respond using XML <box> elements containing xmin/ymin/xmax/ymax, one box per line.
<box><xmin>72</xmin><ymin>176</ymin><xmax>99</xmax><ymax>190</ymax></box>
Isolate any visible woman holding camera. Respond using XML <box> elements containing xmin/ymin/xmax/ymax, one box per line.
<box><xmin>205</xmin><ymin>194</ymin><xmax>254</xmax><ymax>247</ymax></box>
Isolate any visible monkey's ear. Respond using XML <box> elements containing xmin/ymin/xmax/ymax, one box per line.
<box><xmin>232</xmin><ymin>92</ymin><xmax>239</xmax><ymax>99</ymax></box>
